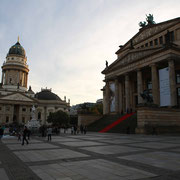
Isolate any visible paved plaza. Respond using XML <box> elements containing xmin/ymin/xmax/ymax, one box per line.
<box><xmin>0</xmin><ymin>132</ymin><xmax>180</xmax><ymax>180</ymax></box>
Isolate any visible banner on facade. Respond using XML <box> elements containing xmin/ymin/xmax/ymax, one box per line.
<box><xmin>159</xmin><ymin>67</ymin><xmax>171</xmax><ymax>106</ymax></box>
<box><xmin>109</xmin><ymin>82</ymin><xmax>115</xmax><ymax>112</ymax></box>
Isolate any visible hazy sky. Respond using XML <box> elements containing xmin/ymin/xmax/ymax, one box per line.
<box><xmin>0</xmin><ymin>0</ymin><xmax>179</xmax><ymax>105</ymax></box>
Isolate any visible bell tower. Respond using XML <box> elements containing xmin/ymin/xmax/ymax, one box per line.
<box><xmin>1</xmin><ymin>38</ymin><xmax>29</xmax><ymax>92</ymax></box>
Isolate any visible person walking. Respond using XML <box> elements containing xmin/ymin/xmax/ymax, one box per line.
<box><xmin>22</xmin><ymin>126</ymin><xmax>29</xmax><ymax>145</ymax></box>
<box><xmin>47</xmin><ymin>126</ymin><xmax>52</xmax><ymax>141</ymax></box>
<box><xmin>0</xmin><ymin>126</ymin><xmax>4</xmax><ymax>139</ymax></box>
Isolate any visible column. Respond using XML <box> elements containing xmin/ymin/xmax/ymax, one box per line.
<box><xmin>151</xmin><ymin>64</ymin><xmax>159</xmax><ymax>105</ymax></box>
<box><xmin>102</xmin><ymin>88</ymin><xmax>106</xmax><ymax>115</ymax></box>
<box><xmin>168</xmin><ymin>60</ymin><xmax>177</xmax><ymax>106</ymax></box>
<box><xmin>119</xmin><ymin>82</ymin><xmax>123</xmax><ymax>113</ymax></box>
<box><xmin>1</xmin><ymin>71</ymin><xmax>4</xmax><ymax>84</ymax></box>
<box><xmin>44</xmin><ymin>106</ymin><xmax>47</xmax><ymax>125</ymax></box>
<box><xmin>26</xmin><ymin>73</ymin><xmax>28</xmax><ymax>87</ymax></box>
<box><xmin>137</xmin><ymin>70</ymin><xmax>144</xmax><ymax>104</ymax></box>
<box><xmin>105</xmin><ymin>81</ymin><xmax>110</xmax><ymax>114</ymax></box>
<box><xmin>115</xmin><ymin>78</ymin><xmax>119</xmax><ymax>113</ymax></box>
<box><xmin>125</xmin><ymin>74</ymin><xmax>130</xmax><ymax>112</ymax></box>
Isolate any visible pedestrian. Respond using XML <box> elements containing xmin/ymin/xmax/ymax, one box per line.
<box><xmin>71</xmin><ymin>126</ymin><xmax>74</xmax><ymax>134</ymax></box>
<box><xmin>80</xmin><ymin>124</ymin><xmax>83</xmax><ymax>134</ymax></box>
<box><xmin>83</xmin><ymin>126</ymin><xmax>87</xmax><ymax>134</ymax></box>
<box><xmin>0</xmin><ymin>126</ymin><xmax>4</xmax><ymax>139</ymax></box>
<box><xmin>17</xmin><ymin>128</ymin><xmax>22</xmax><ymax>141</ymax></box>
<box><xmin>47</xmin><ymin>126</ymin><xmax>52</xmax><ymax>141</ymax></box>
<box><xmin>22</xmin><ymin>126</ymin><xmax>29</xmax><ymax>145</ymax></box>
<box><xmin>27</xmin><ymin>129</ymin><xmax>31</xmax><ymax>140</ymax></box>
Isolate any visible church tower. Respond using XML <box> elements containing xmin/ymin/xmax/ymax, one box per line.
<box><xmin>1</xmin><ymin>38</ymin><xmax>29</xmax><ymax>92</ymax></box>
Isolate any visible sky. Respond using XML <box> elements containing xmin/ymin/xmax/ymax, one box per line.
<box><xmin>0</xmin><ymin>0</ymin><xmax>179</xmax><ymax>105</ymax></box>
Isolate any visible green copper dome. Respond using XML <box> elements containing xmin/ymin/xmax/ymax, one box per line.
<box><xmin>8</xmin><ymin>41</ymin><xmax>26</xmax><ymax>57</ymax></box>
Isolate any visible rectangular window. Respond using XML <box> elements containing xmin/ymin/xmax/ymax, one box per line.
<box><xmin>150</xmin><ymin>41</ymin><xmax>153</xmax><ymax>46</ymax></box>
<box><xmin>145</xmin><ymin>43</ymin><xmax>148</xmax><ymax>47</ymax></box>
<box><xmin>159</xmin><ymin>36</ymin><xmax>163</xmax><ymax>44</ymax></box>
<box><xmin>170</xmin><ymin>31</ymin><xmax>174</xmax><ymax>41</ymax></box>
<box><xmin>176</xmin><ymin>71</ymin><xmax>180</xmax><ymax>84</ymax></box>
<box><xmin>6</xmin><ymin>106</ymin><xmax>10</xmax><ymax>111</ymax></box>
<box><xmin>6</xmin><ymin>116</ymin><xmax>9</xmax><ymax>123</ymax></box>
<box><xmin>154</xmin><ymin>39</ymin><xmax>158</xmax><ymax>45</ymax></box>
<box><xmin>22</xmin><ymin>108</ymin><xmax>26</xmax><ymax>112</ymax></box>
<box><xmin>22</xmin><ymin>117</ymin><xmax>25</xmax><ymax>123</ymax></box>
<box><xmin>147</xmin><ymin>81</ymin><xmax>152</xmax><ymax>90</ymax></box>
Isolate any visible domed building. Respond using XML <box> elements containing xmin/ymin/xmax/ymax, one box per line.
<box><xmin>0</xmin><ymin>38</ymin><xmax>70</xmax><ymax>125</ymax></box>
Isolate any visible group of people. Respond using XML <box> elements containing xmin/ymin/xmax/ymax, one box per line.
<box><xmin>17</xmin><ymin>126</ymin><xmax>31</xmax><ymax>145</ymax></box>
<box><xmin>71</xmin><ymin>124</ymin><xmax>87</xmax><ymax>135</ymax></box>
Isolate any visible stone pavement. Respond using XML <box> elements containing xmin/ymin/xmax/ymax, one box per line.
<box><xmin>0</xmin><ymin>132</ymin><xmax>180</xmax><ymax>180</ymax></box>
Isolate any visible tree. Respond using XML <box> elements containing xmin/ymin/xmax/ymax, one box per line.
<box><xmin>47</xmin><ymin>110</ymin><xmax>69</xmax><ymax>126</ymax></box>
<box><xmin>90</xmin><ymin>103</ymin><xmax>103</xmax><ymax>115</ymax></box>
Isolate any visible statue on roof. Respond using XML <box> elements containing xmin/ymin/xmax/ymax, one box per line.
<box><xmin>106</xmin><ymin>60</ymin><xmax>108</xmax><ymax>68</ymax></box>
<box><xmin>139</xmin><ymin>14</ymin><xmax>155</xmax><ymax>28</ymax></box>
<box><xmin>139</xmin><ymin>21</ymin><xmax>147</xmax><ymax>28</ymax></box>
<box><xmin>146</xmin><ymin>14</ymin><xmax>155</xmax><ymax>24</ymax></box>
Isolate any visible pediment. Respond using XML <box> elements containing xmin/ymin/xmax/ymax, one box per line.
<box><xmin>107</xmin><ymin>48</ymin><xmax>160</xmax><ymax>72</ymax></box>
<box><xmin>116</xmin><ymin>18</ymin><xmax>180</xmax><ymax>53</ymax></box>
<box><xmin>0</xmin><ymin>93</ymin><xmax>34</xmax><ymax>102</ymax></box>
<box><xmin>133</xmin><ymin>20</ymin><xmax>178</xmax><ymax>44</ymax></box>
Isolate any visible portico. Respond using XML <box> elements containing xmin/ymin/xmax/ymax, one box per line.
<box><xmin>102</xmin><ymin>17</ymin><xmax>180</xmax><ymax>134</ymax></box>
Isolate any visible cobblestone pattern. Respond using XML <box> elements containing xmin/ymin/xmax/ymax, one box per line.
<box><xmin>0</xmin><ymin>133</ymin><xmax>180</xmax><ymax>180</ymax></box>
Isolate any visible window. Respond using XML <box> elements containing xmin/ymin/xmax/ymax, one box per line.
<box><xmin>147</xmin><ymin>80</ymin><xmax>152</xmax><ymax>90</ymax></box>
<box><xmin>150</xmin><ymin>41</ymin><xmax>153</xmax><ymax>46</ymax></box>
<box><xmin>154</xmin><ymin>39</ymin><xmax>158</xmax><ymax>45</ymax></box>
<box><xmin>145</xmin><ymin>43</ymin><xmax>148</xmax><ymax>47</ymax></box>
<box><xmin>176</xmin><ymin>71</ymin><xmax>180</xmax><ymax>84</ymax></box>
<box><xmin>22</xmin><ymin>117</ymin><xmax>25</xmax><ymax>123</ymax></box>
<box><xmin>0</xmin><ymin>107</ymin><xmax>2</xmax><ymax>111</ymax></box>
<box><xmin>159</xmin><ymin>36</ymin><xmax>163</xmax><ymax>44</ymax></box>
<box><xmin>22</xmin><ymin>108</ymin><xmax>26</xmax><ymax>112</ymax></box>
<box><xmin>6</xmin><ymin>116</ymin><xmax>9</xmax><ymax>123</ymax></box>
<box><xmin>141</xmin><ymin>45</ymin><xmax>144</xmax><ymax>48</ymax></box>
<box><xmin>6</xmin><ymin>106</ymin><xmax>10</xmax><ymax>111</ymax></box>
<box><xmin>177</xmin><ymin>88</ymin><xmax>180</xmax><ymax>107</ymax></box>
<box><xmin>170</xmin><ymin>31</ymin><xmax>174</xmax><ymax>41</ymax></box>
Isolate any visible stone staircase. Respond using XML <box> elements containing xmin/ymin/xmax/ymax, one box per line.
<box><xmin>88</xmin><ymin>113</ymin><xmax>137</xmax><ymax>134</ymax></box>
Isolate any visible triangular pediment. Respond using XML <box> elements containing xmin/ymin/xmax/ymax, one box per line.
<box><xmin>133</xmin><ymin>19</ymin><xmax>179</xmax><ymax>45</ymax></box>
<box><xmin>105</xmin><ymin>47</ymin><xmax>161</xmax><ymax>73</ymax></box>
<box><xmin>0</xmin><ymin>93</ymin><xmax>34</xmax><ymax>102</ymax></box>
<box><xmin>116</xmin><ymin>17</ymin><xmax>180</xmax><ymax>54</ymax></box>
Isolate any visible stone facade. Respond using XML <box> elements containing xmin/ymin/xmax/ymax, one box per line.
<box><xmin>102</xmin><ymin>17</ymin><xmax>180</xmax><ymax>133</ymax></box>
<box><xmin>0</xmin><ymin>39</ymin><xmax>70</xmax><ymax>126</ymax></box>
<box><xmin>78</xmin><ymin>114</ymin><xmax>103</xmax><ymax>126</ymax></box>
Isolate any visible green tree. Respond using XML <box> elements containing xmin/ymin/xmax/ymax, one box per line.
<box><xmin>90</xmin><ymin>103</ymin><xmax>103</xmax><ymax>115</ymax></box>
<box><xmin>47</xmin><ymin>110</ymin><xmax>69</xmax><ymax>126</ymax></box>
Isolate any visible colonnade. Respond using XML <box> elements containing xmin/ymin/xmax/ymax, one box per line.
<box><xmin>1</xmin><ymin>70</ymin><xmax>28</xmax><ymax>88</ymax></box>
<box><xmin>103</xmin><ymin>60</ymin><xmax>177</xmax><ymax>114</ymax></box>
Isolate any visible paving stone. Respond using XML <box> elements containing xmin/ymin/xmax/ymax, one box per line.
<box><xmin>81</xmin><ymin>145</ymin><xmax>145</xmax><ymax>154</ymax></box>
<box><xmin>59</xmin><ymin>141</ymin><xmax>106</xmax><ymax>147</ymax></box>
<box><xmin>0</xmin><ymin>169</ymin><xmax>9</xmax><ymax>180</ymax></box>
<box><xmin>7</xmin><ymin>143</ymin><xmax>59</xmax><ymax>150</ymax></box>
<box><xmin>119</xmin><ymin>151</ymin><xmax>180</xmax><ymax>170</ymax></box>
<box><xmin>30</xmin><ymin>159</ymin><xmax>157</xmax><ymax>180</ymax></box>
<box><xmin>128</xmin><ymin>142</ymin><xmax>179</xmax><ymax>149</ymax></box>
<box><xmin>14</xmin><ymin>149</ymin><xmax>89</xmax><ymax>162</ymax></box>
<box><xmin>1</xmin><ymin>133</ymin><xmax>180</xmax><ymax>180</ymax></box>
